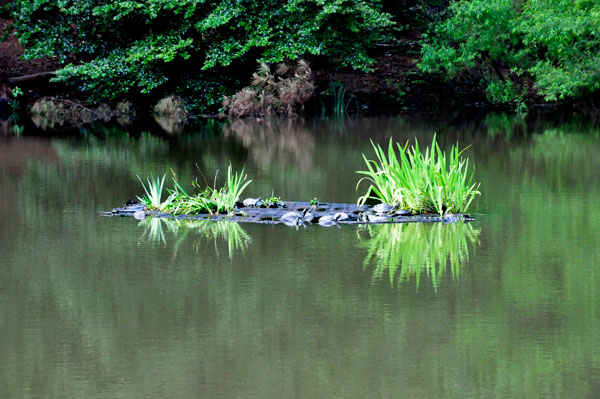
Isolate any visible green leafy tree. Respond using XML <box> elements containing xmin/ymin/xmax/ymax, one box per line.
<box><xmin>10</xmin><ymin>0</ymin><xmax>393</xmax><ymax>112</ymax></box>
<box><xmin>419</xmin><ymin>0</ymin><xmax>600</xmax><ymax>106</ymax></box>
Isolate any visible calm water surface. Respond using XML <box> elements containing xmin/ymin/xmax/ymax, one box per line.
<box><xmin>1</xmin><ymin>115</ymin><xmax>599</xmax><ymax>398</ymax></box>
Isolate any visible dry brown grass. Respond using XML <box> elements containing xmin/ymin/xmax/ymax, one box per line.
<box><xmin>153</xmin><ymin>96</ymin><xmax>187</xmax><ymax>120</ymax></box>
<box><xmin>224</xmin><ymin>59</ymin><xmax>315</xmax><ymax>118</ymax></box>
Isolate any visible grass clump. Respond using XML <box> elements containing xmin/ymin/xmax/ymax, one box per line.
<box><xmin>356</xmin><ymin>135</ymin><xmax>480</xmax><ymax>216</ymax></box>
<box><xmin>137</xmin><ymin>164</ymin><xmax>252</xmax><ymax>215</ymax></box>
<box><xmin>137</xmin><ymin>174</ymin><xmax>166</xmax><ymax>210</ymax></box>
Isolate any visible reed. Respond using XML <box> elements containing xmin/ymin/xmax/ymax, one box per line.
<box><xmin>138</xmin><ymin>164</ymin><xmax>252</xmax><ymax>215</ymax></box>
<box><xmin>356</xmin><ymin>135</ymin><xmax>480</xmax><ymax>215</ymax></box>
<box><xmin>330</xmin><ymin>82</ymin><xmax>351</xmax><ymax>117</ymax></box>
<box><xmin>137</xmin><ymin>174</ymin><xmax>166</xmax><ymax>210</ymax></box>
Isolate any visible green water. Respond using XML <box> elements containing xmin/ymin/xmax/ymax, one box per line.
<box><xmin>1</xmin><ymin>115</ymin><xmax>599</xmax><ymax>398</ymax></box>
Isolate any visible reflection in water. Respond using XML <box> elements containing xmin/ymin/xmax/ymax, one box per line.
<box><xmin>154</xmin><ymin>115</ymin><xmax>187</xmax><ymax>134</ymax></box>
<box><xmin>223</xmin><ymin>118</ymin><xmax>315</xmax><ymax>171</ymax></box>
<box><xmin>138</xmin><ymin>217</ymin><xmax>251</xmax><ymax>258</ymax></box>
<box><xmin>3</xmin><ymin>115</ymin><xmax>600</xmax><ymax>398</ymax></box>
<box><xmin>359</xmin><ymin>222</ymin><xmax>480</xmax><ymax>290</ymax></box>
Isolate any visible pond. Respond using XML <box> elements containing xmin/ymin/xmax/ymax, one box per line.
<box><xmin>1</xmin><ymin>114</ymin><xmax>599</xmax><ymax>398</ymax></box>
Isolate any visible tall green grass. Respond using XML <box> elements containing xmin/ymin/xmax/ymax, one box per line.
<box><xmin>356</xmin><ymin>135</ymin><xmax>480</xmax><ymax>215</ymax></box>
<box><xmin>330</xmin><ymin>82</ymin><xmax>352</xmax><ymax>117</ymax></box>
<box><xmin>137</xmin><ymin>174</ymin><xmax>166</xmax><ymax>210</ymax></box>
<box><xmin>137</xmin><ymin>164</ymin><xmax>252</xmax><ymax>215</ymax></box>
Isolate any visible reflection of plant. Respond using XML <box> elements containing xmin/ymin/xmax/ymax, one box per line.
<box><xmin>138</xmin><ymin>217</ymin><xmax>169</xmax><ymax>244</ymax></box>
<box><xmin>357</xmin><ymin>135</ymin><xmax>480</xmax><ymax>215</ymax></box>
<box><xmin>359</xmin><ymin>222</ymin><xmax>480</xmax><ymax>291</ymax></box>
<box><xmin>138</xmin><ymin>217</ymin><xmax>250</xmax><ymax>258</ymax></box>
<box><xmin>185</xmin><ymin>220</ymin><xmax>251</xmax><ymax>259</ymax></box>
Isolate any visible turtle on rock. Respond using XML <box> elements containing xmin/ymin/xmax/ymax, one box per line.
<box><xmin>372</xmin><ymin>202</ymin><xmax>399</xmax><ymax>215</ymax></box>
<box><xmin>280</xmin><ymin>209</ymin><xmax>314</xmax><ymax>226</ymax></box>
<box><xmin>318</xmin><ymin>212</ymin><xmax>349</xmax><ymax>227</ymax></box>
<box><xmin>242</xmin><ymin>197</ymin><xmax>263</xmax><ymax>208</ymax></box>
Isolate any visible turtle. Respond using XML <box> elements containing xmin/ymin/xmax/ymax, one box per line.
<box><xmin>318</xmin><ymin>212</ymin><xmax>350</xmax><ymax>227</ymax></box>
<box><xmin>372</xmin><ymin>202</ymin><xmax>398</xmax><ymax>215</ymax></box>
<box><xmin>242</xmin><ymin>197</ymin><xmax>262</xmax><ymax>208</ymax></box>
<box><xmin>280</xmin><ymin>209</ymin><xmax>313</xmax><ymax>226</ymax></box>
<box><xmin>394</xmin><ymin>209</ymin><xmax>412</xmax><ymax>216</ymax></box>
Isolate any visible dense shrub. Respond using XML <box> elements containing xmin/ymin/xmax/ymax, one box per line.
<box><xmin>419</xmin><ymin>0</ymin><xmax>600</xmax><ymax>107</ymax></box>
<box><xmin>10</xmin><ymin>0</ymin><xmax>393</xmax><ymax>112</ymax></box>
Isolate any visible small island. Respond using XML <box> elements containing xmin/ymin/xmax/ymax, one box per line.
<box><xmin>104</xmin><ymin>137</ymin><xmax>480</xmax><ymax>226</ymax></box>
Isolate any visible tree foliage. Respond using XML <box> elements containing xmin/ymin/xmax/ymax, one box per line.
<box><xmin>419</xmin><ymin>0</ymin><xmax>600</xmax><ymax>105</ymax></box>
<box><xmin>10</xmin><ymin>0</ymin><xmax>393</xmax><ymax>111</ymax></box>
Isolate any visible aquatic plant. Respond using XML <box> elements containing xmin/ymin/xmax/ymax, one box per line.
<box><xmin>356</xmin><ymin>136</ymin><xmax>480</xmax><ymax>215</ymax></box>
<box><xmin>141</xmin><ymin>164</ymin><xmax>252</xmax><ymax>215</ymax></box>
<box><xmin>137</xmin><ymin>174</ymin><xmax>166</xmax><ymax>210</ymax></box>
<box><xmin>360</xmin><ymin>222</ymin><xmax>480</xmax><ymax>291</ymax></box>
<box><xmin>330</xmin><ymin>82</ymin><xmax>352</xmax><ymax>117</ymax></box>
<box><xmin>264</xmin><ymin>193</ymin><xmax>281</xmax><ymax>207</ymax></box>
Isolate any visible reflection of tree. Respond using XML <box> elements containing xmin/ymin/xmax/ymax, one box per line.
<box><xmin>359</xmin><ymin>222</ymin><xmax>480</xmax><ymax>290</ymax></box>
<box><xmin>153</xmin><ymin>115</ymin><xmax>186</xmax><ymax>134</ymax></box>
<box><xmin>138</xmin><ymin>217</ymin><xmax>251</xmax><ymax>259</ymax></box>
<box><xmin>223</xmin><ymin>118</ymin><xmax>315</xmax><ymax>172</ymax></box>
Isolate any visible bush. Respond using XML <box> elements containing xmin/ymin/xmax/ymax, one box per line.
<box><xmin>224</xmin><ymin>59</ymin><xmax>315</xmax><ymax>118</ymax></box>
<box><xmin>419</xmin><ymin>0</ymin><xmax>600</xmax><ymax>106</ymax></box>
<box><xmin>10</xmin><ymin>0</ymin><xmax>393</xmax><ymax>112</ymax></box>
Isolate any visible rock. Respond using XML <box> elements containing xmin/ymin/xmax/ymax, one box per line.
<box><xmin>367</xmin><ymin>214</ymin><xmax>390</xmax><ymax>223</ymax></box>
<box><xmin>443</xmin><ymin>214</ymin><xmax>460</xmax><ymax>223</ymax></box>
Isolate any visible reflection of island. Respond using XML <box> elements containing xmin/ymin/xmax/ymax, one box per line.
<box><xmin>138</xmin><ymin>218</ymin><xmax>251</xmax><ymax>259</ymax></box>
<box><xmin>359</xmin><ymin>222</ymin><xmax>480</xmax><ymax>290</ymax></box>
<box><xmin>222</xmin><ymin>118</ymin><xmax>315</xmax><ymax>171</ymax></box>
